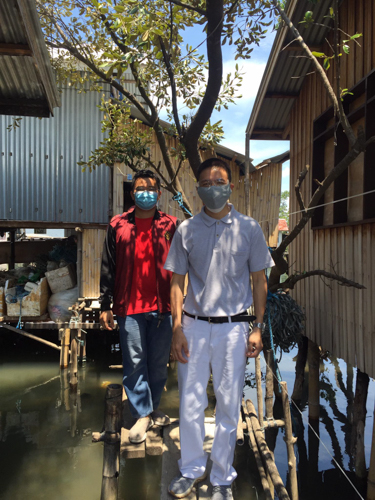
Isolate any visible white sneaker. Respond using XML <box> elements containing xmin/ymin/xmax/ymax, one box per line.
<box><xmin>128</xmin><ymin>416</ymin><xmax>153</xmax><ymax>443</ymax></box>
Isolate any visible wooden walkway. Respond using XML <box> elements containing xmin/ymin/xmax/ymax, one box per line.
<box><xmin>121</xmin><ymin>394</ymin><xmax>216</xmax><ymax>499</ymax></box>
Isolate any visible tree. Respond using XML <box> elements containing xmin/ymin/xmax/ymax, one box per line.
<box><xmin>279</xmin><ymin>190</ymin><xmax>289</xmax><ymax>226</ymax></box>
<box><xmin>36</xmin><ymin>0</ymin><xmax>272</xmax><ymax>217</ymax></box>
<box><xmin>36</xmin><ymin>0</ymin><xmax>370</xmax><ymax>292</ymax></box>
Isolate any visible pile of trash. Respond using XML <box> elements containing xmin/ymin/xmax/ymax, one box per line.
<box><xmin>1</xmin><ymin>236</ymin><xmax>78</xmax><ymax>323</ymax></box>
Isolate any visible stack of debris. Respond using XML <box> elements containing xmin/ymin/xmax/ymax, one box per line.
<box><xmin>1</xmin><ymin>237</ymin><xmax>79</xmax><ymax>323</ymax></box>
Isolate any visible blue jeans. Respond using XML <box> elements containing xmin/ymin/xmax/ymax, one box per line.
<box><xmin>117</xmin><ymin>311</ymin><xmax>173</xmax><ymax>419</ymax></box>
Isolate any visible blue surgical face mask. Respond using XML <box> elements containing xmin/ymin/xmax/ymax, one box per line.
<box><xmin>197</xmin><ymin>183</ymin><xmax>232</xmax><ymax>213</ymax></box>
<box><xmin>134</xmin><ymin>191</ymin><xmax>158</xmax><ymax>210</ymax></box>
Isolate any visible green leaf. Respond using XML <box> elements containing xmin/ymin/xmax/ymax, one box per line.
<box><xmin>350</xmin><ymin>33</ymin><xmax>363</xmax><ymax>40</ymax></box>
<box><xmin>343</xmin><ymin>44</ymin><xmax>350</xmax><ymax>54</ymax></box>
<box><xmin>311</xmin><ymin>51</ymin><xmax>326</xmax><ymax>58</ymax></box>
<box><xmin>323</xmin><ymin>58</ymin><xmax>330</xmax><ymax>70</ymax></box>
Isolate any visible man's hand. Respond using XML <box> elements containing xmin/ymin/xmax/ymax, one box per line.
<box><xmin>247</xmin><ymin>328</ymin><xmax>263</xmax><ymax>358</ymax></box>
<box><xmin>171</xmin><ymin>325</ymin><xmax>190</xmax><ymax>364</ymax></box>
<box><xmin>100</xmin><ymin>310</ymin><xmax>115</xmax><ymax>330</ymax></box>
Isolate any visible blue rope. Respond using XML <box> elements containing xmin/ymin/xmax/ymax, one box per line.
<box><xmin>172</xmin><ymin>192</ymin><xmax>193</xmax><ymax>217</ymax></box>
<box><xmin>5</xmin><ymin>287</ymin><xmax>30</xmax><ymax>329</ymax></box>
<box><xmin>265</xmin><ymin>254</ymin><xmax>297</xmax><ymax>435</ymax></box>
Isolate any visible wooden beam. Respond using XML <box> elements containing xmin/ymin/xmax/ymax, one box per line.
<box><xmin>0</xmin><ymin>98</ymin><xmax>50</xmax><ymax>118</ymax></box>
<box><xmin>0</xmin><ymin>220</ymin><xmax>107</xmax><ymax>230</ymax></box>
<box><xmin>0</xmin><ymin>43</ymin><xmax>32</xmax><ymax>56</ymax></box>
<box><xmin>265</xmin><ymin>92</ymin><xmax>298</xmax><ymax>99</ymax></box>
<box><xmin>0</xmin><ymin>239</ymin><xmax>64</xmax><ymax>265</ymax></box>
<box><xmin>252</xmin><ymin>129</ymin><xmax>284</xmax><ymax>136</ymax></box>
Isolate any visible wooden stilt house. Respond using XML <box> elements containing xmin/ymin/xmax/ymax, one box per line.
<box><xmin>246</xmin><ymin>0</ymin><xmax>375</xmax><ymax>378</ymax></box>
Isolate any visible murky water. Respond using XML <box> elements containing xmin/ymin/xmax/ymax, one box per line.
<box><xmin>0</xmin><ymin>331</ymin><xmax>373</xmax><ymax>500</ymax></box>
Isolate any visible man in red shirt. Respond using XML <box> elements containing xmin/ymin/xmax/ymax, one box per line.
<box><xmin>99</xmin><ymin>169</ymin><xmax>178</xmax><ymax>443</ymax></box>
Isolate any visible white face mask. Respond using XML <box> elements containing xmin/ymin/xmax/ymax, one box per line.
<box><xmin>197</xmin><ymin>184</ymin><xmax>232</xmax><ymax>212</ymax></box>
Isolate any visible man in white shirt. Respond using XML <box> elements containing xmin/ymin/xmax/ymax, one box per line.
<box><xmin>164</xmin><ymin>158</ymin><xmax>274</xmax><ymax>500</ymax></box>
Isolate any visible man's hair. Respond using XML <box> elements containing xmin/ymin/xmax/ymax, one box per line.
<box><xmin>196</xmin><ymin>158</ymin><xmax>232</xmax><ymax>182</ymax></box>
<box><xmin>131</xmin><ymin>169</ymin><xmax>161</xmax><ymax>191</ymax></box>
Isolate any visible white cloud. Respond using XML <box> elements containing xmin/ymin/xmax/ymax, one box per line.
<box><xmin>222</xmin><ymin>59</ymin><xmax>266</xmax><ymax>103</ymax></box>
<box><xmin>282</xmin><ymin>166</ymin><xmax>290</xmax><ymax>177</ymax></box>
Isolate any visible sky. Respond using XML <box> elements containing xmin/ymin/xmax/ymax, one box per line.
<box><xmin>163</xmin><ymin>18</ymin><xmax>291</xmax><ymax>193</ymax></box>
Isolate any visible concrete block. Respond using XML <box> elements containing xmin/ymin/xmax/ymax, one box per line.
<box><xmin>45</xmin><ymin>263</ymin><xmax>76</xmax><ymax>293</ymax></box>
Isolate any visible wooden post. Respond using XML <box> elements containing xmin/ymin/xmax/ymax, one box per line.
<box><xmin>70</xmin><ymin>334</ymin><xmax>78</xmax><ymax>391</ymax></box>
<box><xmin>255</xmin><ymin>355</ymin><xmax>264</xmax><ymax>428</ymax></box>
<box><xmin>265</xmin><ymin>350</ymin><xmax>274</xmax><ymax>419</ymax></box>
<box><xmin>280</xmin><ymin>381</ymin><xmax>298</xmax><ymax>500</ymax></box>
<box><xmin>291</xmin><ymin>336</ymin><xmax>308</xmax><ymax>403</ymax></box>
<box><xmin>245</xmin><ymin>132</ymin><xmax>251</xmax><ymax>217</ymax></box>
<box><xmin>307</xmin><ymin>340</ymin><xmax>320</xmax><ymax>420</ymax></box>
<box><xmin>81</xmin><ymin>330</ymin><xmax>87</xmax><ymax>363</ymax></box>
<box><xmin>9</xmin><ymin>229</ymin><xmax>15</xmax><ymax>270</ymax></box>
<box><xmin>367</xmin><ymin>401</ymin><xmax>375</xmax><ymax>500</ymax></box>
<box><xmin>101</xmin><ymin>384</ymin><xmax>122</xmax><ymax>500</ymax></box>
<box><xmin>242</xmin><ymin>400</ymin><xmax>273</xmax><ymax>500</ymax></box>
<box><xmin>60</xmin><ymin>328</ymin><xmax>71</xmax><ymax>368</ymax></box>
<box><xmin>60</xmin><ymin>369</ymin><xmax>70</xmax><ymax>411</ymax></box>
<box><xmin>351</xmin><ymin>368</ymin><xmax>369</xmax><ymax>479</ymax></box>
<box><xmin>246</xmin><ymin>399</ymin><xmax>290</xmax><ymax>500</ymax></box>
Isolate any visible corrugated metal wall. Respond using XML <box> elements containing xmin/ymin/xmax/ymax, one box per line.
<box><xmin>0</xmin><ymin>80</ymin><xmax>111</xmax><ymax>224</ymax></box>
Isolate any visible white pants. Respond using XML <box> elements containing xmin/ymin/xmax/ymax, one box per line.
<box><xmin>177</xmin><ymin>315</ymin><xmax>248</xmax><ymax>486</ymax></box>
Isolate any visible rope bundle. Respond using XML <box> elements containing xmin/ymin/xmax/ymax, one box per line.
<box><xmin>261</xmin><ymin>291</ymin><xmax>305</xmax><ymax>353</ymax></box>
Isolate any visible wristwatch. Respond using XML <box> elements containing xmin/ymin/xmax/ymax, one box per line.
<box><xmin>252</xmin><ymin>322</ymin><xmax>265</xmax><ymax>332</ymax></box>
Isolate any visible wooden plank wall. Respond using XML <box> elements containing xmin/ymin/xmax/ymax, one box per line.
<box><xmin>81</xmin><ymin>228</ymin><xmax>106</xmax><ymax>298</ymax></box>
<box><xmin>289</xmin><ymin>0</ymin><xmax>375</xmax><ymax>377</ymax></box>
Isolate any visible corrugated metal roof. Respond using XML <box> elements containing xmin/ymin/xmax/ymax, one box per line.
<box><xmin>247</xmin><ymin>0</ymin><xmax>335</xmax><ymax>140</ymax></box>
<box><xmin>0</xmin><ymin>0</ymin><xmax>60</xmax><ymax>117</ymax></box>
<box><xmin>0</xmin><ymin>81</ymin><xmax>110</xmax><ymax>224</ymax></box>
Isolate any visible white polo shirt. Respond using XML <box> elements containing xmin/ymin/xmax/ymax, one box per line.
<box><xmin>164</xmin><ymin>205</ymin><xmax>274</xmax><ymax>316</ymax></box>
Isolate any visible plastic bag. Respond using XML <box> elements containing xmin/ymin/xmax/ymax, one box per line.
<box><xmin>48</xmin><ymin>286</ymin><xmax>79</xmax><ymax>323</ymax></box>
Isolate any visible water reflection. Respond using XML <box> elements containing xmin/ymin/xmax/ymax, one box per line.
<box><xmin>0</xmin><ymin>337</ymin><xmax>373</xmax><ymax>499</ymax></box>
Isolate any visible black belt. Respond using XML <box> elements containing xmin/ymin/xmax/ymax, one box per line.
<box><xmin>183</xmin><ymin>311</ymin><xmax>256</xmax><ymax>324</ymax></box>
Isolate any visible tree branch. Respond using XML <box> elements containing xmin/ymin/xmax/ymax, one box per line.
<box><xmin>275</xmin><ymin>130</ymin><xmax>366</xmax><ymax>258</ymax></box>
<box><xmin>294</xmin><ymin>165</ymin><xmax>309</xmax><ymax>213</ymax></box>
<box><xmin>183</xmin><ymin>0</ymin><xmax>224</xmax><ymax>175</ymax></box>
<box><xmin>269</xmin><ymin>269</ymin><xmax>366</xmax><ymax>292</ymax></box>
<box><xmin>168</xmin><ymin>0</ymin><xmax>206</xmax><ymax>16</ymax></box>
<box><xmin>159</xmin><ymin>36</ymin><xmax>182</xmax><ymax>136</ymax></box>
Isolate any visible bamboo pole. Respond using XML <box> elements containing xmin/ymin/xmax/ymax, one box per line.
<box><xmin>366</xmin><ymin>401</ymin><xmax>375</xmax><ymax>500</ymax></box>
<box><xmin>265</xmin><ymin>350</ymin><xmax>274</xmax><ymax>419</ymax></box>
<box><xmin>242</xmin><ymin>400</ymin><xmax>273</xmax><ymax>500</ymax></box>
<box><xmin>100</xmin><ymin>384</ymin><xmax>122</xmax><ymax>500</ymax></box>
<box><xmin>1</xmin><ymin>323</ymin><xmax>68</xmax><ymax>352</ymax></box>
<box><xmin>255</xmin><ymin>355</ymin><xmax>264</xmax><ymax>428</ymax></box>
<box><xmin>280</xmin><ymin>381</ymin><xmax>298</xmax><ymax>500</ymax></box>
<box><xmin>60</xmin><ymin>328</ymin><xmax>71</xmax><ymax>368</ymax></box>
<box><xmin>246</xmin><ymin>399</ymin><xmax>290</xmax><ymax>500</ymax></box>
<box><xmin>236</xmin><ymin>411</ymin><xmax>244</xmax><ymax>446</ymax></box>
